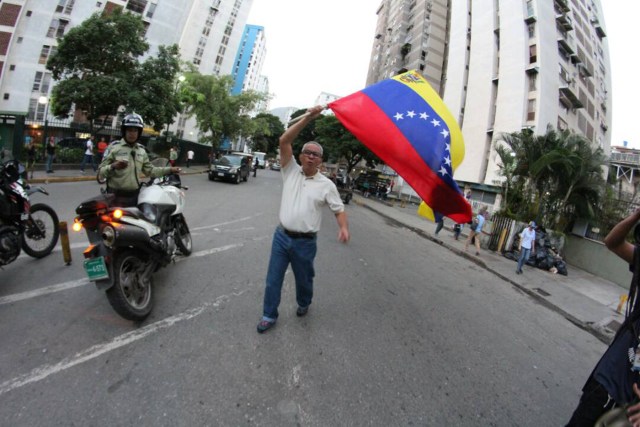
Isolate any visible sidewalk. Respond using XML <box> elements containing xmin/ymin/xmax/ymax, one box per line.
<box><xmin>354</xmin><ymin>194</ymin><xmax>626</xmax><ymax>345</ymax></box>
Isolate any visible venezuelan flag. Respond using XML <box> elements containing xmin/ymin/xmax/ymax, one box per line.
<box><xmin>328</xmin><ymin>70</ymin><xmax>471</xmax><ymax>223</ymax></box>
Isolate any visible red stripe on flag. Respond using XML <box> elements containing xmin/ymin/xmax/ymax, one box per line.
<box><xmin>330</xmin><ymin>92</ymin><xmax>471</xmax><ymax>223</ymax></box>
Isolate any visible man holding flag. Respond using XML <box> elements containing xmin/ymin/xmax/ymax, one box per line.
<box><xmin>257</xmin><ymin>106</ymin><xmax>350</xmax><ymax>334</ymax></box>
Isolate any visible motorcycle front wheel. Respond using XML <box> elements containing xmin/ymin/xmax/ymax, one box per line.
<box><xmin>21</xmin><ymin>203</ymin><xmax>60</xmax><ymax>258</ymax></box>
<box><xmin>175</xmin><ymin>215</ymin><xmax>193</xmax><ymax>256</ymax></box>
<box><xmin>106</xmin><ymin>250</ymin><xmax>153</xmax><ymax>321</ymax></box>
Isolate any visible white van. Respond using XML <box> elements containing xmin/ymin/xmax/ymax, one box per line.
<box><xmin>252</xmin><ymin>152</ymin><xmax>266</xmax><ymax>169</ymax></box>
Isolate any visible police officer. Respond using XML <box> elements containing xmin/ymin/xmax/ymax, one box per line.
<box><xmin>98</xmin><ymin>113</ymin><xmax>181</xmax><ymax>206</ymax></box>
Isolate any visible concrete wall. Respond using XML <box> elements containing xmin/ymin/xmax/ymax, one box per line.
<box><xmin>564</xmin><ymin>235</ymin><xmax>631</xmax><ymax>289</ymax></box>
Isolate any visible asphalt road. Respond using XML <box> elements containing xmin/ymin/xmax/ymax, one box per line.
<box><xmin>0</xmin><ymin>169</ymin><xmax>606</xmax><ymax>426</ymax></box>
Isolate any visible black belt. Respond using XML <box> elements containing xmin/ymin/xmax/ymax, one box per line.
<box><xmin>279</xmin><ymin>226</ymin><xmax>316</xmax><ymax>239</ymax></box>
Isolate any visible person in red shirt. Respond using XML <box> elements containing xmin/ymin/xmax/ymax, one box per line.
<box><xmin>97</xmin><ymin>137</ymin><xmax>108</xmax><ymax>163</ymax></box>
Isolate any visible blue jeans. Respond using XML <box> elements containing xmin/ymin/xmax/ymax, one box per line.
<box><xmin>80</xmin><ymin>154</ymin><xmax>95</xmax><ymax>171</ymax></box>
<box><xmin>262</xmin><ymin>227</ymin><xmax>317</xmax><ymax>321</ymax></box>
<box><xmin>517</xmin><ymin>247</ymin><xmax>531</xmax><ymax>272</ymax></box>
<box><xmin>46</xmin><ymin>154</ymin><xmax>54</xmax><ymax>172</ymax></box>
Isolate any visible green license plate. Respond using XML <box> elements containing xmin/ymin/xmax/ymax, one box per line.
<box><xmin>83</xmin><ymin>256</ymin><xmax>109</xmax><ymax>281</ymax></box>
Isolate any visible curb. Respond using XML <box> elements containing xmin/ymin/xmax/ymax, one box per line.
<box><xmin>28</xmin><ymin>169</ymin><xmax>208</xmax><ymax>184</ymax></box>
<box><xmin>356</xmin><ymin>199</ymin><xmax>617</xmax><ymax>345</ymax></box>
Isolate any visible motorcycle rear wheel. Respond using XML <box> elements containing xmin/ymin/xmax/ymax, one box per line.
<box><xmin>21</xmin><ymin>203</ymin><xmax>60</xmax><ymax>258</ymax></box>
<box><xmin>175</xmin><ymin>216</ymin><xmax>192</xmax><ymax>256</ymax></box>
<box><xmin>106</xmin><ymin>250</ymin><xmax>153</xmax><ymax>321</ymax></box>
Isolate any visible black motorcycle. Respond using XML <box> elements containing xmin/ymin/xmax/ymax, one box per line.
<box><xmin>0</xmin><ymin>150</ymin><xmax>60</xmax><ymax>267</ymax></box>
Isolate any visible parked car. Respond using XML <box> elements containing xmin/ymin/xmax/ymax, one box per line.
<box><xmin>270</xmin><ymin>161</ymin><xmax>281</xmax><ymax>171</ymax></box>
<box><xmin>208</xmin><ymin>154</ymin><xmax>251</xmax><ymax>184</ymax></box>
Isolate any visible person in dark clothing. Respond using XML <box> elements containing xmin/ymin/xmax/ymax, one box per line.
<box><xmin>45</xmin><ymin>138</ymin><xmax>56</xmax><ymax>173</ymax></box>
<box><xmin>26</xmin><ymin>141</ymin><xmax>37</xmax><ymax>179</ymax></box>
<box><xmin>253</xmin><ymin>157</ymin><xmax>259</xmax><ymax>177</ymax></box>
<box><xmin>566</xmin><ymin>207</ymin><xmax>640</xmax><ymax>426</ymax></box>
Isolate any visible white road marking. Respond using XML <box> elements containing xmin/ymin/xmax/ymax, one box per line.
<box><xmin>190</xmin><ymin>213</ymin><xmax>263</xmax><ymax>231</ymax></box>
<box><xmin>2</xmin><ymin>242</ymin><xmax>253</xmax><ymax>305</ymax></box>
<box><xmin>0</xmin><ymin>289</ymin><xmax>248</xmax><ymax>396</ymax></box>
<box><xmin>0</xmin><ymin>279</ymin><xmax>88</xmax><ymax>306</ymax></box>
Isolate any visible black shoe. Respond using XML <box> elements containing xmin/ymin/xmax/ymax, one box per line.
<box><xmin>296</xmin><ymin>306</ymin><xmax>309</xmax><ymax>317</ymax></box>
<box><xmin>257</xmin><ymin>319</ymin><xmax>275</xmax><ymax>333</ymax></box>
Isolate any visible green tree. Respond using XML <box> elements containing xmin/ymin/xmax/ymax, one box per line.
<box><xmin>46</xmin><ymin>10</ymin><xmax>148</xmax><ymax>130</ymax></box>
<box><xmin>47</xmin><ymin>10</ymin><xmax>183</xmax><ymax>133</ymax></box>
<box><xmin>125</xmin><ymin>44</ymin><xmax>182</xmax><ymax>132</ymax></box>
<box><xmin>247</xmin><ymin>113</ymin><xmax>284</xmax><ymax>155</ymax></box>
<box><xmin>315</xmin><ymin>114</ymin><xmax>380</xmax><ymax>173</ymax></box>
<box><xmin>181</xmin><ymin>73</ymin><xmax>265</xmax><ymax>149</ymax></box>
<box><xmin>497</xmin><ymin>126</ymin><xmax>606</xmax><ymax>230</ymax></box>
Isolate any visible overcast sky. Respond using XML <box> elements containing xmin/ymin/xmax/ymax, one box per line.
<box><xmin>248</xmin><ymin>1</ymin><xmax>634</xmax><ymax>148</ymax></box>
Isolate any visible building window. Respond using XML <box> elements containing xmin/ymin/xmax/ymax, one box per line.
<box><xmin>126</xmin><ymin>0</ymin><xmax>147</xmax><ymax>14</ymax></box>
<box><xmin>527</xmin><ymin>23</ymin><xmax>535</xmax><ymax>38</ymax></box>
<box><xmin>56</xmin><ymin>0</ymin><xmax>76</xmax><ymax>14</ymax></box>
<box><xmin>145</xmin><ymin>2</ymin><xmax>156</xmax><ymax>18</ymax></box>
<box><xmin>528</xmin><ymin>73</ymin><xmax>537</xmax><ymax>91</ymax></box>
<box><xmin>46</xmin><ymin>19</ymin><xmax>69</xmax><ymax>38</ymax></box>
<box><xmin>529</xmin><ymin>44</ymin><xmax>537</xmax><ymax>63</ymax></box>
<box><xmin>32</xmin><ymin>72</ymin><xmax>52</xmax><ymax>93</ymax></box>
<box><xmin>527</xmin><ymin>99</ymin><xmax>536</xmax><ymax>121</ymax></box>
<box><xmin>0</xmin><ymin>3</ymin><xmax>21</xmax><ymax>26</ymax></box>
<box><xmin>9</xmin><ymin>64</ymin><xmax>15</xmax><ymax>70</ymax></box>
<box><xmin>3</xmin><ymin>93</ymin><xmax>9</xmax><ymax>100</ymax></box>
<box><xmin>26</xmin><ymin>11</ymin><xmax>32</xmax><ymax>17</ymax></box>
<box><xmin>39</xmin><ymin>45</ymin><xmax>51</xmax><ymax>64</ymax></box>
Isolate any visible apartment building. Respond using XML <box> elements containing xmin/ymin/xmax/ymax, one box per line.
<box><xmin>366</xmin><ymin>0</ymin><xmax>611</xmax><ymax>199</ymax></box>
<box><xmin>0</xmin><ymin>0</ymin><xmax>254</xmax><ymax>142</ymax></box>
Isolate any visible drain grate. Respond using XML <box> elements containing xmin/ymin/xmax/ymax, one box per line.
<box><xmin>533</xmin><ymin>288</ymin><xmax>551</xmax><ymax>297</ymax></box>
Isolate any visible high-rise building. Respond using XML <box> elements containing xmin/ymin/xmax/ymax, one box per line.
<box><xmin>231</xmin><ymin>24</ymin><xmax>266</xmax><ymax>96</ymax></box>
<box><xmin>0</xmin><ymin>0</ymin><xmax>254</xmax><ymax>142</ymax></box>
<box><xmin>366</xmin><ymin>0</ymin><xmax>611</xmax><ymax>196</ymax></box>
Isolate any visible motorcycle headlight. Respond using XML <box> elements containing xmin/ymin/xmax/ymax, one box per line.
<box><xmin>102</xmin><ymin>225</ymin><xmax>115</xmax><ymax>248</ymax></box>
<box><xmin>140</xmin><ymin>202</ymin><xmax>157</xmax><ymax>222</ymax></box>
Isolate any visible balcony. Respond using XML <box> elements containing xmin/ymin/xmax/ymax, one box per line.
<box><xmin>578</xmin><ymin>62</ymin><xmax>593</xmax><ymax>78</ymax></box>
<box><xmin>556</xmin><ymin>13</ymin><xmax>573</xmax><ymax>31</ymax></box>
<box><xmin>559</xmin><ymin>85</ymin><xmax>583</xmax><ymax>109</ymax></box>
<box><xmin>557</xmin><ymin>35</ymin><xmax>575</xmax><ymax>55</ymax></box>
<box><xmin>554</xmin><ymin>0</ymin><xmax>570</xmax><ymax>13</ymax></box>
<box><xmin>524</xmin><ymin>13</ymin><xmax>537</xmax><ymax>24</ymax></box>
<box><xmin>611</xmin><ymin>152</ymin><xmax>640</xmax><ymax>166</ymax></box>
<box><xmin>594</xmin><ymin>21</ymin><xmax>606</xmax><ymax>38</ymax></box>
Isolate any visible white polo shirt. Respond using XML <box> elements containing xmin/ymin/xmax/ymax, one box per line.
<box><xmin>279</xmin><ymin>160</ymin><xmax>344</xmax><ymax>233</ymax></box>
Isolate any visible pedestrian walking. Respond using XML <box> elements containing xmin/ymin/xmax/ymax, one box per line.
<box><xmin>186</xmin><ymin>149</ymin><xmax>194</xmax><ymax>168</ymax></box>
<box><xmin>80</xmin><ymin>135</ymin><xmax>96</xmax><ymax>173</ymax></box>
<box><xmin>26</xmin><ymin>141</ymin><xmax>37</xmax><ymax>179</ymax></box>
<box><xmin>516</xmin><ymin>221</ymin><xmax>536</xmax><ymax>274</ymax></box>
<box><xmin>434</xmin><ymin>215</ymin><xmax>444</xmax><ymax>236</ymax></box>
<box><xmin>97</xmin><ymin>137</ymin><xmax>108</xmax><ymax>164</ymax></box>
<box><xmin>256</xmin><ymin>105</ymin><xmax>350</xmax><ymax>334</ymax></box>
<box><xmin>566</xmin><ymin>207</ymin><xmax>640</xmax><ymax>425</ymax></box>
<box><xmin>169</xmin><ymin>147</ymin><xmax>178</xmax><ymax>166</ymax></box>
<box><xmin>464</xmin><ymin>207</ymin><xmax>487</xmax><ymax>256</ymax></box>
<box><xmin>45</xmin><ymin>138</ymin><xmax>56</xmax><ymax>173</ymax></box>
<box><xmin>253</xmin><ymin>156</ymin><xmax>259</xmax><ymax>177</ymax></box>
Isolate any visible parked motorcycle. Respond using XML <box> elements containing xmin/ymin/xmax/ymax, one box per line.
<box><xmin>0</xmin><ymin>150</ymin><xmax>60</xmax><ymax>267</ymax></box>
<box><xmin>73</xmin><ymin>163</ymin><xmax>192</xmax><ymax>321</ymax></box>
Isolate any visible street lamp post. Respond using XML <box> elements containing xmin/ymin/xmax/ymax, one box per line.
<box><xmin>168</xmin><ymin>75</ymin><xmax>186</xmax><ymax>140</ymax></box>
<box><xmin>38</xmin><ymin>95</ymin><xmax>49</xmax><ymax>161</ymax></box>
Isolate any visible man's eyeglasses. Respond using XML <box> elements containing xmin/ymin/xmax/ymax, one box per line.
<box><xmin>301</xmin><ymin>150</ymin><xmax>322</xmax><ymax>159</ymax></box>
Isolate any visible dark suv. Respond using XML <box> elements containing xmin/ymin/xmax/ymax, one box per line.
<box><xmin>208</xmin><ymin>154</ymin><xmax>251</xmax><ymax>184</ymax></box>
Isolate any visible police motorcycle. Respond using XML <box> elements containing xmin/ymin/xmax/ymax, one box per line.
<box><xmin>0</xmin><ymin>150</ymin><xmax>59</xmax><ymax>267</ymax></box>
<box><xmin>73</xmin><ymin>158</ymin><xmax>192</xmax><ymax>321</ymax></box>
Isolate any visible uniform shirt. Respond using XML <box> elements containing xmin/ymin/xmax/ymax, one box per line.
<box><xmin>520</xmin><ymin>227</ymin><xmax>536</xmax><ymax>250</ymax></box>
<box><xmin>98</xmin><ymin>139</ymin><xmax>171</xmax><ymax>192</ymax></box>
<box><xmin>279</xmin><ymin>160</ymin><xmax>344</xmax><ymax>233</ymax></box>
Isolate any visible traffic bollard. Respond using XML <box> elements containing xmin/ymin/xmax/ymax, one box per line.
<box><xmin>59</xmin><ymin>221</ymin><xmax>72</xmax><ymax>265</ymax></box>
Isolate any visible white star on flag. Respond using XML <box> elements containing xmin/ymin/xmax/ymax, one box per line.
<box><xmin>420</xmin><ymin>112</ymin><xmax>429</xmax><ymax>120</ymax></box>
<box><xmin>439</xmin><ymin>166</ymin><xmax>448</xmax><ymax>176</ymax></box>
<box><xmin>431</xmin><ymin>119</ymin><xmax>441</xmax><ymax>127</ymax></box>
<box><xmin>394</xmin><ymin>112</ymin><xmax>403</xmax><ymax>120</ymax></box>
<box><xmin>441</xmin><ymin>129</ymin><xmax>449</xmax><ymax>138</ymax></box>
<box><xmin>407</xmin><ymin>110</ymin><xmax>416</xmax><ymax>118</ymax></box>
